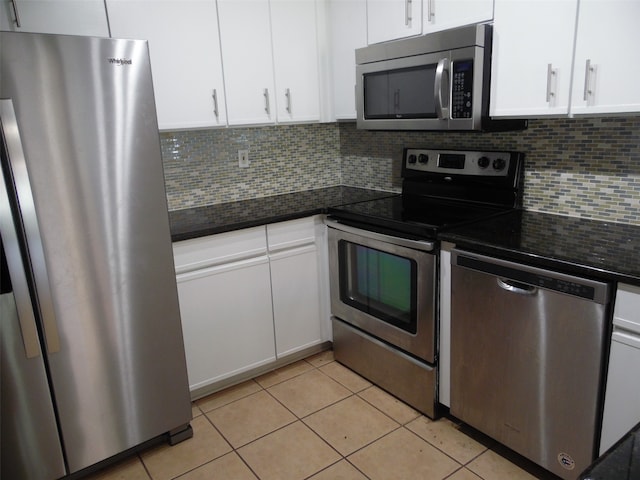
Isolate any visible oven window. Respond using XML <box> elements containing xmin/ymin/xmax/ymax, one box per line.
<box><xmin>338</xmin><ymin>240</ymin><xmax>417</xmax><ymax>334</ymax></box>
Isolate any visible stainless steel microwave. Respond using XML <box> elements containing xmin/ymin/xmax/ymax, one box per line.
<box><xmin>355</xmin><ymin>24</ymin><xmax>527</xmax><ymax>132</ymax></box>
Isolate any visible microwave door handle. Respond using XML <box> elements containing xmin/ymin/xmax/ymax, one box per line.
<box><xmin>434</xmin><ymin>58</ymin><xmax>450</xmax><ymax>120</ymax></box>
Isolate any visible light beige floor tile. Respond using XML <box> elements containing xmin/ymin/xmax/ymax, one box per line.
<box><xmin>267</xmin><ymin>369</ymin><xmax>351</xmax><ymax>417</ymax></box>
<box><xmin>446</xmin><ymin>467</ymin><xmax>484</xmax><ymax>480</ymax></box>
<box><xmin>305</xmin><ymin>350</ymin><xmax>335</xmax><ymax>368</ymax></box>
<box><xmin>140</xmin><ymin>415</ymin><xmax>232</xmax><ymax>480</ymax></box>
<box><xmin>406</xmin><ymin>416</ymin><xmax>487</xmax><ymax>464</ymax></box>
<box><xmin>319</xmin><ymin>362</ymin><xmax>372</xmax><ymax>392</ymax></box>
<box><xmin>467</xmin><ymin>450</ymin><xmax>539</xmax><ymax>480</ymax></box>
<box><xmin>176</xmin><ymin>452</ymin><xmax>257</xmax><ymax>480</ymax></box>
<box><xmin>191</xmin><ymin>403</ymin><xmax>203</xmax><ymax>418</ymax></box>
<box><xmin>358</xmin><ymin>385</ymin><xmax>421</xmax><ymax>424</ymax></box>
<box><xmin>195</xmin><ymin>380</ymin><xmax>262</xmax><ymax>413</ymax></box>
<box><xmin>305</xmin><ymin>395</ymin><xmax>398</xmax><ymax>455</ymax></box>
<box><xmin>308</xmin><ymin>460</ymin><xmax>369</xmax><ymax>480</ymax></box>
<box><xmin>255</xmin><ymin>360</ymin><xmax>314</xmax><ymax>388</ymax></box>
<box><xmin>84</xmin><ymin>455</ymin><xmax>150</xmax><ymax>480</ymax></box>
<box><xmin>206</xmin><ymin>390</ymin><xmax>296</xmax><ymax>448</ymax></box>
<box><xmin>237</xmin><ymin>421</ymin><xmax>341</xmax><ymax>480</ymax></box>
<box><xmin>348</xmin><ymin>428</ymin><xmax>460</xmax><ymax>480</ymax></box>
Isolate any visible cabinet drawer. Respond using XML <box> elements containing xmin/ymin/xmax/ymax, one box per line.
<box><xmin>613</xmin><ymin>283</ymin><xmax>640</xmax><ymax>334</ymax></box>
<box><xmin>266</xmin><ymin>216</ymin><xmax>320</xmax><ymax>252</ymax></box>
<box><xmin>173</xmin><ymin>226</ymin><xmax>266</xmax><ymax>273</ymax></box>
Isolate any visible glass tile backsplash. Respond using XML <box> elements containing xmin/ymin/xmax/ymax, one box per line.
<box><xmin>161</xmin><ymin>116</ymin><xmax>640</xmax><ymax>225</ymax></box>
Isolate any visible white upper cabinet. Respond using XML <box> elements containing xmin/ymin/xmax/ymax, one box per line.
<box><xmin>0</xmin><ymin>0</ymin><xmax>108</xmax><ymax>36</ymax></box>
<box><xmin>423</xmin><ymin>0</ymin><xmax>493</xmax><ymax>34</ymax></box>
<box><xmin>490</xmin><ymin>0</ymin><xmax>578</xmax><ymax>117</ymax></box>
<box><xmin>491</xmin><ymin>0</ymin><xmax>640</xmax><ymax>118</ymax></box>
<box><xmin>570</xmin><ymin>0</ymin><xmax>640</xmax><ymax>116</ymax></box>
<box><xmin>270</xmin><ymin>0</ymin><xmax>321</xmax><ymax>123</ymax></box>
<box><xmin>218</xmin><ymin>0</ymin><xmax>321</xmax><ymax>125</ymax></box>
<box><xmin>217</xmin><ymin>0</ymin><xmax>276</xmax><ymax>125</ymax></box>
<box><xmin>367</xmin><ymin>0</ymin><xmax>422</xmax><ymax>44</ymax></box>
<box><xmin>328</xmin><ymin>0</ymin><xmax>367</xmax><ymax>119</ymax></box>
<box><xmin>107</xmin><ymin>0</ymin><xmax>227</xmax><ymax>130</ymax></box>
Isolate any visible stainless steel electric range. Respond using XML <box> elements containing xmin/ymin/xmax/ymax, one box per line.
<box><xmin>326</xmin><ymin>147</ymin><xmax>524</xmax><ymax>417</ymax></box>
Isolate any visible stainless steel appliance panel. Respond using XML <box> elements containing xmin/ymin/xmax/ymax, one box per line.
<box><xmin>1</xmin><ymin>32</ymin><xmax>191</xmax><ymax>474</ymax></box>
<box><xmin>0</xmin><ymin>147</ymin><xmax>65</xmax><ymax>479</ymax></box>
<box><xmin>333</xmin><ymin>317</ymin><xmax>436</xmax><ymax>418</ymax></box>
<box><xmin>327</xmin><ymin>220</ymin><xmax>436</xmax><ymax>362</ymax></box>
<box><xmin>450</xmin><ymin>250</ymin><xmax>611</xmax><ymax>479</ymax></box>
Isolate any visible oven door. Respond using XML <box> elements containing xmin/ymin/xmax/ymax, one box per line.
<box><xmin>327</xmin><ymin>221</ymin><xmax>436</xmax><ymax>363</ymax></box>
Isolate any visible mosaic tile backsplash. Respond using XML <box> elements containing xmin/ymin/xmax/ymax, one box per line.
<box><xmin>161</xmin><ymin>116</ymin><xmax>640</xmax><ymax>225</ymax></box>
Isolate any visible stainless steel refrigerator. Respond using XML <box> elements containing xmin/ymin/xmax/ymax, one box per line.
<box><xmin>0</xmin><ymin>32</ymin><xmax>192</xmax><ymax>479</ymax></box>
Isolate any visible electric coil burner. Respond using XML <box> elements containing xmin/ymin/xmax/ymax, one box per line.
<box><xmin>326</xmin><ymin>148</ymin><xmax>523</xmax><ymax>418</ymax></box>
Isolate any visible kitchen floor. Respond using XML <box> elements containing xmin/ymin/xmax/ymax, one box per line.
<box><xmin>87</xmin><ymin>350</ymin><xmax>548</xmax><ymax>480</ymax></box>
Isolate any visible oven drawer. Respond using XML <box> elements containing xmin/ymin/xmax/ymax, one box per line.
<box><xmin>332</xmin><ymin>318</ymin><xmax>436</xmax><ymax>418</ymax></box>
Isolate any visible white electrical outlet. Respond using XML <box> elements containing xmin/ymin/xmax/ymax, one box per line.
<box><xmin>238</xmin><ymin>149</ymin><xmax>250</xmax><ymax>168</ymax></box>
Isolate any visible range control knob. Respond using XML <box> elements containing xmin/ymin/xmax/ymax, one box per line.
<box><xmin>408</xmin><ymin>154</ymin><xmax>417</xmax><ymax>164</ymax></box>
<box><xmin>492</xmin><ymin>158</ymin><xmax>507</xmax><ymax>171</ymax></box>
<box><xmin>477</xmin><ymin>156</ymin><xmax>490</xmax><ymax>169</ymax></box>
<box><xmin>418</xmin><ymin>153</ymin><xmax>429</xmax><ymax>164</ymax></box>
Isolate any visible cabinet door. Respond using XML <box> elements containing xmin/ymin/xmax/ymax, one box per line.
<box><xmin>328</xmin><ymin>0</ymin><xmax>367</xmax><ymax>120</ymax></box>
<box><xmin>0</xmin><ymin>0</ymin><xmax>108</xmax><ymax>36</ymax></box>
<box><xmin>423</xmin><ymin>0</ymin><xmax>493</xmax><ymax>34</ymax></box>
<box><xmin>218</xmin><ymin>0</ymin><xmax>276</xmax><ymax>125</ymax></box>
<box><xmin>176</xmin><ymin>257</ymin><xmax>275</xmax><ymax>392</ymax></box>
<box><xmin>367</xmin><ymin>0</ymin><xmax>422</xmax><ymax>44</ymax></box>
<box><xmin>490</xmin><ymin>0</ymin><xmax>578</xmax><ymax>117</ymax></box>
<box><xmin>270</xmin><ymin>0</ymin><xmax>320</xmax><ymax>123</ymax></box>
<box><xmin>571</xmin><ymin>0</ymin><xmax>640</xmax><ymax>116</ymax></box>
<box><xmin>270</xmin><ymin>246</ymin><xmax>323</xmax><ymax>358</ymax></box>
<box><xmin>107</xmin><ymin>0</ymin><xmax>227</xmax><ymax>130</ymax></box>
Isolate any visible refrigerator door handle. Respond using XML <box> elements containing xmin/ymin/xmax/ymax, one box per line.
<box><xmin>0</xmin><ymin>99</ymin><xmax>60</xmax><ymax>354</ymax></box>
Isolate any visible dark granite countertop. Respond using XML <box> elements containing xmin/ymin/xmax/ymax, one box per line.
<box><xmin>169</xmin><ymin>186</ymin><xmax>396</xmax><ymax>242</ymax></box>
<box><xmin>439</xmin><ymin>209</ymin><xmax>640</xmax><ymax>286</ymax></box>
<box><xmin>580</xmin><ymin>422</ymin><xmax>640</xmax><ymax>480</ymax></box>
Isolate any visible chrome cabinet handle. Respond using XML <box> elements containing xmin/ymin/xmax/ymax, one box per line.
<box><xmin>427</xmin><ymin>0</ymin><xmax>435</xmax><ymax>22</ymax></box>
<box><xmin>497</xmin><ymin>278</ymin><xmax>537</xmax><ymax>295</ymax></box>
<box><xmin>434</xmin><ymin>58</ymin><xmax>450</xmax><ymax>120</ymax></box>
<box><xmin>263</xmin><ymin>88</ymin><xmax>270</xmax><ymax>115</ymax></box>
<box><xmin>0</xmin><ymin>99</ymin><xmax>60</xmax><ymax>355</ymax></box>
<box><xmin>212</xmin><ymin>89</ymin><xmax>219</xmax><ymax>118</ymax></box>
<box><xmin>405</xmin><ymin>0</ymin><xmax>412</xmax><ymax>25</ymax></box>
<box><xmin>285</xmin><ymin>88</ymin><xmax>291</xmax><ymax>114</ymax></box>
<box><xmin>10</xmin><ymin>0</ymin><xmax>21</xmax><ymax>27</ymax></box>
<box><xmin>583</xmin><ymin>59</ymin><xmax>596</xmax><ymax>103</ymax></box>
<box><xmin>546</xmin><ymin>63</ymin><xmax>557</xmax><ymax>103</ymax></box>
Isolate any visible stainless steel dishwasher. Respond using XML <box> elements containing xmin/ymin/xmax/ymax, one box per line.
<box><xmin>450</xmin><ymin>249</ymin><xmax>612</xmax><ymax>480</ymax></box>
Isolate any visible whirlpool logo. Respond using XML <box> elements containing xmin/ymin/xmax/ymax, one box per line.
<box><xmin>108</xmin><ymin>57</ymin><xmax>132</xmax><ymax>66</ymax></box>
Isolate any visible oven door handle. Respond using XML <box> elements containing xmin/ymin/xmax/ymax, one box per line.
<box><xmin>325</xmin><ymin>219</ymin><xmax>435</xmax><ymax>252</ymax></box>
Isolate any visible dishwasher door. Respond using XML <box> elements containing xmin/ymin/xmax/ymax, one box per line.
<box><xmin>450</xmin><ymin>250</ymin><xmax>611</xmax><ymax>480</ymax></box>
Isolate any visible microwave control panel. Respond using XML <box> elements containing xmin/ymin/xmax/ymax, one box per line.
<box><xmin>451</xmin><ymin>60</ymin><xmax>473</xmax><ymax>119</ymax></box>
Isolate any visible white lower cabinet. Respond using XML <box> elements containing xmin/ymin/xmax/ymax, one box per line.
<box><xmin>600</xmin><ymin>283</ymin><xmax>640</xmax><ymax>454</ymax></box>
<box><xmin>176</xmin><ymin>257</ymin><xmax>275</xmax><ymax>392</ymax></box>
<box><xmin>174</xmin><ymin>227</ymin><xmax>275</xmax><ymax>393</ymax></box>
<box><xmin>173</xmin><ymin>216</ymin><xmax>328</xmax><ymax>396</ymax></box>
<box><xmin>268</xmin><ymin>216</ymin><xmax>326</xmax><ymax>357</ymax></box>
